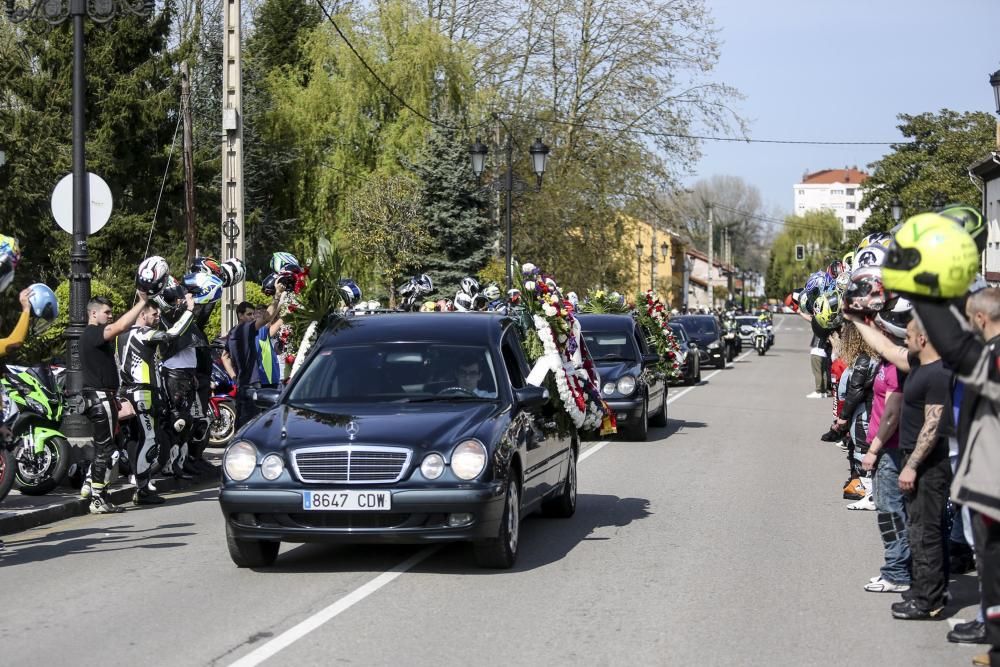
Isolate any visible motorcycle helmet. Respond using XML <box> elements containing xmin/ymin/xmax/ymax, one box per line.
<box><xmin>416</xmin><ymin>273</ymin><xmax>434</xmax><ymax>294</ymax></box>
<box><xmin>183</xmin><ymin>272</ymin><xmax>224</xmax><ymax>304</ymax></box>
<box><xmin>939</xmin><ymin>205</ymin><xmax>987</xmax><ymax>254</ymax></box>
<box><xmin>875</xmin><ymin>295</ymin><xmax>913</xmax><ymax>340</ymax></box>
<box><xmin>454</xmin><ymin>292</ymin><xmax>474</xmax><ymax>311</ymax></box>
<box><xmin>136</xmin><ymin>256</ymin><xmax>170</xmax><ymax>295</ymax></box>
<box><xmin>567</xmin><ymin>291</ymin><xmax>579</xmax><ymax>308</ymax></box>
<box><xmin>841</xmin><ymin>251</ymin><xmax>854</xmax><ymax>272</ymax></box>
<box><xmin>261</xmin><ymin>273</ymin><xmax>278</xmax><ymax>297</ymax></box>
<box><xmin>843</xmin><ymin>267</ymin><xmax>885</xmax><ymax>314</ymax></box>
<box><xmin>835</xmin><ymin>270</ymin><xmax>850</xmax><ymax>294</ymax></box>
<box><xmin>883</xmin><ymin>213</ymin><xmax>980</xmax><ymax>298</ymax></box>
<box><xmin>800</xmin><ymin>271</ymin><xmax>830</xmax><ymax>314</ymax></box>
<box><xmin>270</xmin><ymin>251</ymin><xmax>300</xmax><ymax>274</ymax></box>
<box><xmin>275</xmin><ymin>270</ymin><xmax>297</xmax><ymax>292</ymax></box>
<box><xmin>190</xmin><ymin>256</ymin><xmax>222</xmax><ymax>277</ymax></box>
<box><xmin>338</xmin><ymin>279</ymin><xmax>362</xmax><ymax>307</ymax></box>
<box><xmin>813</xmin><ymin>289</ymin><xmax>842</xmax><ymax>330</ymax></box>
<box><xmin>223</xmin><ymin>257</ymin><xmax>246</xmax><ymax>285</ymax></box>
<box><xmin>856</xmin><ymin>231</ymin><xmax>892</xmax><ymax>254</ymax></box>
<box><xmin>459</xmin><ymin>276</ymin><xmax>480</xmax><ymax>296</ymax></box>
<box><xmin>155</xmin><ymin>275</ymin><xmax>186</xmax><ymax>309</ymax></box>
<box><xmin>366</xmin><ymin>300</ymin><xmax>380</xmax><ymax>311</ymax></box>
<box><xmin>482</xmin><ymin>283</ymin><xmax>501</xmax><ymax>301</ymax></box>
<box><xmin>826</xmin><ymin>260</ymin><xmax>845</xmax><ymax>280</ymax></box>
<box><xmin>507</xmin><ymin>288</ymin><xmax>521</xmax><ymax>304</ymax></box>
<box><xmin>27</xmin><ymin>283</ymin><xmax>58</xmax><ymax>321</ymax></box>
<box><xmin>853</xmin><ymin>244</ymin><xmax>887</xmax><ymax>269</ymax></box>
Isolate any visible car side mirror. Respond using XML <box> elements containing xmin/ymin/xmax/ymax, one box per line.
<box><xmin>642</xmin><ymin>353</ymin><xmax>660</xmax><ymax>366</ymax></box>
<box><xmin>514</xmin><ymin>385</ymin><xmax>549</xmax><ymax>408</ymax></box>
<box><xmin>253</xmin><ymin>388</ymin><xmax>281</xmax><ymax>409</ymax></box>
<box><xmin>687</xmin><ymin>341</ymin><xmax>698</xmax><ymax>348</ymax></box>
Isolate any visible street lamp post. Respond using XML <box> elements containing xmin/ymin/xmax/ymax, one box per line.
<box><xmin>469</xmin><ymin>125</ymin><xmax>549</xmax><ymax>292</ymax></box>
<box><xmin>891</xmin><ymin>199</ymin><xmax>903</xmax><ymax>223</ymax></box>
<box><xmin>4</xmin><ymin>0</ymin><xmax>153</xmax><ymax>430</ymax></box>
<box><xmin>990</xmin><ymin>68</ymin><xmax>1000</xmax><ymax>116</ymax></box>
<box><xmin>634</xmin><ymin>241</ymin><xmax>643</xmax><ymax>292</ymax></box>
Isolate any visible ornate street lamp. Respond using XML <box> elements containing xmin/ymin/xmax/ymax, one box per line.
<box><xmin>528</xmin><ymin>138</ymin><xmax>549</xmax><ymax>189</ymax></box>
<box><xmin>469</xmin><ymin>137</ymin><xmax>488</xmax><ymax>182</ymax></box>
<box><xmin>990</xmin><ymin>68</ymin><xmax>1000</xmax><ymax>116</ymax></box>
<box><xmin>635</xmin><ymin>241</ymin><xmax>643</xmax><ymax>292</ymax></box>
<box><xmin>660</xmin><ymin>241</ymin><xmax>668</xmax><ymax>260</ymax></box>
<box><xmin>891</xmin><ymin>199</ymin><xmax>902</xmax><ymax>223</ymax></box>
<box><xmin>4</xmin><ymin>0</ymin><xmax>155</xmax><ymax>433</ymax></box>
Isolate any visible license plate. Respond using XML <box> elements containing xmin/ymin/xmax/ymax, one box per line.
<box><xmin>301</xmin><ymin>490</ymin><xmax>391</xmax><ymax>511</ymax></box>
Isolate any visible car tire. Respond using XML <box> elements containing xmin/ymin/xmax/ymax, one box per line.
<box><xmin>695</xmin><ymin>364</ymin><xmax>702</xmax><ymax>384</ymax></box>
<box><xmin>542</xmin><ymin>447</ymin><xmax>576</xmax><ymax>518</ymax></box>
<box><xmin>649</xmin><ymin>393</ymin><xmax>668</xmax><ymax>427</ymax></box>
<box><xmin>226</xmin><ymin>522</ymin><xmax>280</xmax><ymax>568</ymax></box>
<box><xmin>474</xmin><ymin>474</ymin><xmax>520</xmax><ymax>569</ymax></box>
<box><xmin>623</xmin><ymin>398</ymin><xmax>648</xmax><ymax>441</ymax></box>
<box><xmin>715</xmin><ymin>357</ymin><xmax>726</xmax><ymax>370</ymax></box>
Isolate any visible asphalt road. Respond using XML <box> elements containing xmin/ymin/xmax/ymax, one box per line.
<box><xmin>0</xmin><ymin>315</ymin><xmax>983</xmax><ymax>666</ymax></box>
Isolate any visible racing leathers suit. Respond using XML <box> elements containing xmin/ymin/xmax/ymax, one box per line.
<box><xmin>117</xmin><ymin>310</ymin><xmax>193</xmax><ymax>489</ymax></box>
<box><xmin>160</xmin><ymin>303</ymin><xmax>214</xmax><ymax>473</ymax></box>
<box><xmin>838</xmin><ymin>352</ymin><xmax>878</xmax><ymax>476</ymax></box>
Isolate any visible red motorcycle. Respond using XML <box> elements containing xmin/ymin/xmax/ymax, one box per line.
<box><xmin>208</xmin><ymin>362</ymin><xmax>237</xmax><ymax>448</ymax></box>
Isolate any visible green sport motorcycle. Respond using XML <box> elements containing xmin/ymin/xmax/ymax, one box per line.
<box><xmin>0</xmin><ymin>364</ymin><xmax>70</xmax><ymax>499</ymax></box>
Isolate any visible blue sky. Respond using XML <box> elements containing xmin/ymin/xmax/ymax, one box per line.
<box><xmin>689</xmin><ymin>0</ymin><xmax>1000</xmax><ymax>216</ymax></box>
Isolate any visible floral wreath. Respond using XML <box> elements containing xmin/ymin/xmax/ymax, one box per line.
<box><xmin>635</xmin><ymin>290</ymin><xmax>682</xmax><ymax>382</ymax></box>
<box><xmin>519</xmin><ymin>263</ymin><xmax>616</xmax><ymax>435</ymax></box>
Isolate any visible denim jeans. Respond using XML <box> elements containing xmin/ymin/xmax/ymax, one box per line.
<box><xmin>873</xmin><ymin>449</ymin><xmax>911</xmax><ymax>584</ymax></box>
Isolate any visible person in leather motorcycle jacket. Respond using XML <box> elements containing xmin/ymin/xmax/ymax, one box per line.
<box><xmin>831</xmin><ymin>322</ymin><xmax>879</xmax><ymax>500</ymax></box>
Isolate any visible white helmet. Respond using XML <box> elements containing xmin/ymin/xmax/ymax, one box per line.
<box><xmin>136</xmin><ymin>256</ymin><xmax>170</xmax><ymax>295</ymax></box>
<box><xmin>874</xmin><ymin>296</ymin><xmax>913</xmax><ymax>340</ymax></box>
<box><xmin>482</xmin><ymin>283</ymin><xmax>501</xmax><ymax>301</ymax></box>
<box><xmin>459</xmin><ymin>276</ymin><xmax>480</xmax><ymax>296</ymax></box>
<box><xmin>454</xmin><ymin>292</ymin><xmax>474</xmax><ymax>311</ymax></box>
<box><xmin>221</xmin><ymin>257</ymin><xmax>246</xmax><ymax>287</ymax></box>
<box><xmin>853</xmin><ymin>245</ymin><xmax>887</xmax><ymax>269</ymax></box>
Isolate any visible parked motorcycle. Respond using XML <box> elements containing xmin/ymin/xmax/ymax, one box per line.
<box><xmin>1</xmin><ymin>364</ymin><xmax>70</xmax><ymax>497</ymax></box>
<box><xmin>208</xmin><ymin>362</ymin><xmax>237</xmax><ymax>448</ymax></box>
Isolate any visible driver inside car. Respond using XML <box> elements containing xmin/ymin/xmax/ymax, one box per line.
<box><xmin>454</xmin><ymin>357</ymin><xmax>496</xmax><ymax>398</ymax></box>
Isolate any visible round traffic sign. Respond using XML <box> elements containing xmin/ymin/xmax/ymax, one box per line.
<box><xmin>51</xmin><ymin>172</ymin><xmax>113</xmax><ymax>235</ymax></box>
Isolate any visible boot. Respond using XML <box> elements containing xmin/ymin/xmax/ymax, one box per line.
<box><xmin>843</xmin><ymin>477</ymin><xmax>865</xmax><ymax>500</ymax></box>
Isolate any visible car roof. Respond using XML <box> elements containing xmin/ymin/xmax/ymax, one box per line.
<box><xmin>673</xmin><ymin>314</ymin><xmax>716</xmax><ymax>321</ymax></box>
<box><xmin>317</xmin><ymin>312</ymin><xmax>511</xmax><ymax>347</ymax></box>
<box><xmin>576</xmin><ymin>313</ymin><xmax>637</xmax><ymax>331</ymax></box>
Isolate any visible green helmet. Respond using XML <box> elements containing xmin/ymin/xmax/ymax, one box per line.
<box><xmin>883</xmin><ymin>213</ymin><xmax>980</xmax><ymax>298</ymax></box>
<box><xmin>842</xmin><ymin>251</ymin><xmax>854</xmax><ymax>271</ymax></box>
<box><xmin>939</xmin><ymin>205</ymin><xmax>987</xmax><ymax>254</ymax></box>
<box><xmin>813</xmin><ymin>288</ymin><xmax>842</xmax><ymax>330</ymax></box>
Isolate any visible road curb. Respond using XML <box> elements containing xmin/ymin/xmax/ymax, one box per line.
<box><xmin>0</xmin><ymin>468</ymin><xmax>220</xmax><ymax>537</ymax></box>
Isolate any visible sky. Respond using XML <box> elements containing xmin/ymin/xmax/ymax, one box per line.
<box><xmin>688</xmin><ymin>0</ymin><xmax>1000</xmax><ymax>218</ymax></box>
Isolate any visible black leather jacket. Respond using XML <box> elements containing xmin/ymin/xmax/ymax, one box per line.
<box><xmin>839</xmin><ymin>352</ymin><xmax>877</xmax><ymax>444</ymax></box>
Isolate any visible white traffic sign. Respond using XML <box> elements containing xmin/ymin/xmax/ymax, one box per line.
<box><xmin>51</xmin><ymin>172</ymin><xmax>113</xmax><ymax>235</ymax></box>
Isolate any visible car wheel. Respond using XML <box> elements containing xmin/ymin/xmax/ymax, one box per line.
<box><xmin>695</xmin><ymin>363</ymin><xmax>702</xmax><ymax>384</ymax></box>
<box><xmin>542</xmin><ymin>447</ymin><xmax>577</xmax><ymax>518</ymax></box>
<box><xmin>715</xmin><ymin>356</ymin><xmax>726</xmax><ymax>370</ymax></box>
<box><xmin>226</xmin><ymin>522</ymin><xmax>280</xmax><ymax>568</ymax></box>
<box><xmin>474</xmin><ymin>474</ymin><xmax>520</xmax><ymax>568</ymax></box>
<box><xmin>649</xmin><ymin>392</ymin><xmax>668</xmax><ymax>427</ymax></box>
<box><xmin>623</xmin><ymin>398</ymin><xmax>648</xmax><ymax>441</ymax></box>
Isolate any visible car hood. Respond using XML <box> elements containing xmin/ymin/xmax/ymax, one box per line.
<box><xmin>593</xmin><ymin>360</ymin><xmax>641</xmax><ymax>382</ymax></box>
<box><xmin>243</xmin><ymin>402</ymin><xmax>505</xmax><ymax>452</ymax></box>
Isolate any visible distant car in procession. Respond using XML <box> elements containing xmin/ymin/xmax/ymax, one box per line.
<box><xmin>577</xmin><ymin>314</ymin><xmax>667</xmax><ymax>441</ymax></box>
<box><xmin>219</xmin><ymin>312</ymin><xmax>577</xmax><ymax>570</ymax></box>
<box><xmin>667</xmin><ymin>321</ymin><xmax>701</xmax><ymax>385</ymax></box>
<box><xmin>670</xmin><ymin>315</ymin><xmax>726</xmax><ymax>369</ymax></box>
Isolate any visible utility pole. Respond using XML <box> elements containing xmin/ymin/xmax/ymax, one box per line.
<box><xmin>180</xmin><ymin>61</ymin><xmax>196</xmax><ymax>265</ymax></box>
<box><xmin>650</xmin><ymin>229</ymin><xmax>657</xmax><ymax>293</ymax></box>
<box><xmin>707</xmin><ymin>204</ymin><xmax>713</xmax><ymax>306</ymax></box>
<box><xmin>220</xmin><ymin>0</ymin><xmax>245</xmax><ymax>333</ymax></box>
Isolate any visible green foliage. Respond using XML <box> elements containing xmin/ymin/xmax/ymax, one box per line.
<box><xmin>346</xmin><ymin>172</ymin><xmax>430</xmax><ymax>306</ymax></box>
<box><xmin>764</xmin><ymin>211</ymin><xmax>842</xmax><ymax>297</ymax></box>
<box><xmin>477</xmin><ymin>258</ymin><xmax>506</xmax><ymax>291</ymax></box>
<box><xmin>204</xmin><ymin>282</ymin><xmax>267</xmax><ymax>341</ymax></box>
<box><xmin>580</xmin><ymin>290</ymin><xmax>629</xmax><ymax>314</ymax></box>
<box><xmin>855</xmin><ymin>110</ymin><xmax>996</xmax><ymax>246</ymax></box>
<box><xmin>284</xmin><ymin>236</ymin><xmax>346</xmax><ymax>334</ymax></box>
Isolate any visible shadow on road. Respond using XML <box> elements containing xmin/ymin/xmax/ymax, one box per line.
<box><xmin>660</xmin><ymin>419</ymin><xmax>708</xmax><ymax>438</ymax></box>
<box><xmin>0</xmin><ymin>522</ymin><xmax>197</xmax><ymax>565</ymax></box>
<box><xmin>268</xmin><ymin>493</ymin><xmax>652</xmax><ymax>574</ymax></box>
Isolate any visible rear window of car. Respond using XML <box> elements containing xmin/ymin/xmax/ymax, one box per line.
<box><xmin>582</xmin><ymin>333</ymin><xmax>636</xmax><ymax>361</ymax></box>
<box><xmin>675</xmin><ymin>318</ymin><xmax>718</xmax><ymax>337</ymax></box>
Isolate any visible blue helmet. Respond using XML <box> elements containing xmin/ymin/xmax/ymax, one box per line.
<box><xmin>27</xmin><ymin>283</ymin><xmax>58</xmax><ymax>321</ymax></box>
<box><xmin>182</xmin><ymin>272</ymin><xmax>224</xmax><ymax>305</ymax></box>
<box><xmin>338</xmin><ymin>279</ymin><xmax>362</xmax><ymax>307</ymax></box>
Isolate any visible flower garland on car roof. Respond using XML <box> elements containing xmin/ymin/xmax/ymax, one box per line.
<box><xmin>518</xmin><ymin>263</ymin><xmax>616</xmax><ymax>436</ymax></box>
<box><xmin>635</xmin><ymin>290</ymin><xmax>683</xmax><ymax>383</ymax></box>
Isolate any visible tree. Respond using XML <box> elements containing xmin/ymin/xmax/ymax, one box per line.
<box><xmin>854</xmin><ymin>110</ymin><xmax>996</xmax><ymax>247</ymax></box>
<box><xmin>410</xmin><ymin>111</ymin><xmax>492</xmax><ymax>297</ymax></box>
<box><xmin>764</xmin><ymin>211</ymin><xmax>842</xmax><ymax>298</ymax></box>
<box><xmin>346</xmin><ymin>172</ymin><xmax>430</xmax><ymax>306</ymax></box>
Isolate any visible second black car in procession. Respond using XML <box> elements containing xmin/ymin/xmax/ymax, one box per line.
<box><xmin>669</xmin><ymin>315</ymin><xmax>726</xmax><ymax>369</ymax></box>
<box><xmin>219</xmin><ymin>313</ymin><xmax>577</xmax><ymax>570</ymax></box>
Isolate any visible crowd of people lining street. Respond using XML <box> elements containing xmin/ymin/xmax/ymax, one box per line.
<box><xmin>794</xmin><ymin>208</ymin><xmax>1000</xmax><ymax>667</ymax></box>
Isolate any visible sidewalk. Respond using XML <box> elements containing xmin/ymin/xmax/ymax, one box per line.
<box><xmin>0</xmin><ymin>448</ymin><xmax>223</xmax><ymax>536</ymax></box>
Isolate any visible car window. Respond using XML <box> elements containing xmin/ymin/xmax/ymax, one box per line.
<box><xmin>668</xmin><ymin>324</ymin><xmax>688</xmax><ymax>342</ymax></box>
<box><xmin>634</xmin><ymin>325</ymin><xmax>651</xmax><ymax>354</ymax></box>
<box><xmin>287</xmin><ymin>343</ymin><xmax>499</xmax><ymax>403</ymax></box>
<box><xmin>676</xmin><ymin>318</ymin><xmax>718</xmax><ymax>337</ymax></box>
<box><xmin>582</xmin><ymin>333</ymin><xmax>636</xmax><ymax>361</ymax></box>
<box><xmin>501</xmin><ymin>332</ymin><xmax>528</xmax><ymax>388</ymax></box>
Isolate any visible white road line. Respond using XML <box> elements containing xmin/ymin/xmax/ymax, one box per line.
<box><xmin>229</xmin><ymin>547</ymin><xmax>440</xmax><ymax>667</ymax></box>
<box><xmin>668</xmin><ymin>350</ymin><xmax>752</xmax><ymax>405</ymax></box>
<box><xmin>228</xmin><ymin>335</ymin><xmax>751</xmax><ymax>665</ymax></box>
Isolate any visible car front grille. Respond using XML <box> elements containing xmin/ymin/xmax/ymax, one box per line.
<box><xmin>292</xmin><ymin>446</ymin><xmax>411</xmax><ymax>484</ymax></box>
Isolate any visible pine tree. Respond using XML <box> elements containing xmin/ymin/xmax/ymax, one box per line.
<box><xmin>411</xmin><ymin>115</ymin><xmax>493</xmax><ymax>298</ymax></box>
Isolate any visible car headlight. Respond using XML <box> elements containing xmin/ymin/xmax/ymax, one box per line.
<box><xmin>708</xmin><ymin>342</ymin><xmax>720</xmax><ymax>349</ymax></box>
<box><xmin>224</xmin><ymin>440</ymin><xmax>257</xmax><ymax>481</ymax></box>
<box><xmin>260</xmin><ymin>453</ymin><xmax>284</xmax><ymax>480</ymax></box>
<box><xmin>421</xmin><ymin>453</ymin><xmax>445</xmax><ymax>480</ymax></box>
<box><xmin>602</xmin><ymin>381</ymin><xmax>616</xmax><ymax>396</ymax></box>
<box><xmin>616</xmin><ymin>375</ymin><xmax>636</xmax><ymax>396</ymax></box>
<box><xmin>451</xmin><ymin>440</ymin><xmax>487</xmax><ymax>480</ymax></box>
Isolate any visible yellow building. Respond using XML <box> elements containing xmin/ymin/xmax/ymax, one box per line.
<box><xmin>624</xmin><ymin>215</ymin><xmax>686</xmax><ymax>308</ymax></box>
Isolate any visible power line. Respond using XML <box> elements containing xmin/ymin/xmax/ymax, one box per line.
<box><xmin>314</xmin><ymin>0</ymin><xmax>486</xmax><ymax>134</ymax></box>
<box><xmin>709</xmin><ymin>202</ymin><xmax>843</xmax><ymax>234</ymax></box>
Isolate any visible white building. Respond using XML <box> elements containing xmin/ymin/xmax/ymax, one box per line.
<box><xmin>793</xmin><ymin>167</ymin><xmax>871</xmax><ymax>233</ymax></box>
<box><xmin>970</xmin><ymin>153</ymin><xmax>1000</xmax><ymax>285</ymax></box>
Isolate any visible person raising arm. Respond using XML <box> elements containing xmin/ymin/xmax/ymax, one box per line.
<box><xmin>0</xmin><ymin>288</ymin><xmax>34</xmax><ymax>356</ymax></box>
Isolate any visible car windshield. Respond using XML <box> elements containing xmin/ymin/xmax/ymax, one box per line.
<box><xmin>582</xmin><ymin>332</ymin><xmax>635</xmax><ymax>361</ymax></box>
<box><xmin>286</xmin><ymin>343</ymin><xmax>499</xmax><ymax>404</ymax></box>
<box><xmin>736</xmin><ymin>317</ymin><xmax>757</xmax><ymax>327</ymax></box>
<box><xmin>667</xmin><ymin>324</ymin><xmax>688</xmax><ymax>342</ymax></box>
<box><xmin>675</xmin><ymin>318</ymin><xmax>718</xmax><ymax>337</ymax></box>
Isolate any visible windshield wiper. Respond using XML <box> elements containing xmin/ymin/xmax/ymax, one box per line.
<box><xmin>594</xmin><ymin>355</ymin><xmax>634</xmax><ymax>362</ymax></box>
<box><xmin>404</xmin><ymin>395</ymin><xmax>493</xmax><ymax>403</ymax></box>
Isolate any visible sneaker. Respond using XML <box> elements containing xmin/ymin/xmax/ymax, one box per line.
<box><xmin>89</xmin><ymin>495</ymin><xmax>126</xmax><ymax>514</ymax></box>
<box><xmin>805</xmin><ymin>391</ymin><xmax>824</xmax><ymax>399</ymax></box>
<box><xmin>972</xmin><ymin>654</ymin><xmax>989</xmax><ymax>666</ymax></box>
<box><xmin>865</xmin><ymin>577</ymin><xmax>910</xmax><ymax>593</ymax></box>
<box><xmin>133</xmin><ymin>488</ymin><xmax>166</xmax><ymax>505</ymax></box>
<box><xmin>947</xmin><ymin>620</ymin><xmax>987</xmax><ymax>644</ymax></box>
<box><xmin>843</xmin><ymin>478</ymin><xmax>866</xmax><ymax>500</ymax></box>
<box><xmin>891</xmin><ymin>598</ymin><xmax>943</xmax><ymax>620</ymax></box>
<box><xmin>79</xmin><ymin>481</ymin><xmax>92</xmax><ymax>500</ymax></box>
<box><xmin>847</xmin><ymin>494</ymin><xmax>876</xmax><ymax>511</ymax></box>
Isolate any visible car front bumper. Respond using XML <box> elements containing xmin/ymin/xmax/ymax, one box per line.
<box><xmin>698</xmin><ymin>348</ymin><xmax>725</xmax><ymax>365</ymax></box>
<box><xmin>220</xmin><ymin>484</ymin><xmax>506</xmax><ymax>544</ymax></box>
<box><xmin>605</xmin><ymin>396</ymin><xmax>644</xmax><ymax>422</ymax></box>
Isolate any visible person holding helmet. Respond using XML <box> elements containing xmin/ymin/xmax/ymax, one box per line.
<box><xmin>80</xmin><ymin>275</ymin><xmax>156</xmax><ymax>513</ymax></box>
<box><xmin>226</xmin><ymin>281</ymin><xmax>285</xmax><ymax>428</ymax></box>
<box><xmin>884</xmin><ymin>211</ymin><xmax>1000</xmax><ymax>660</ymax></box>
